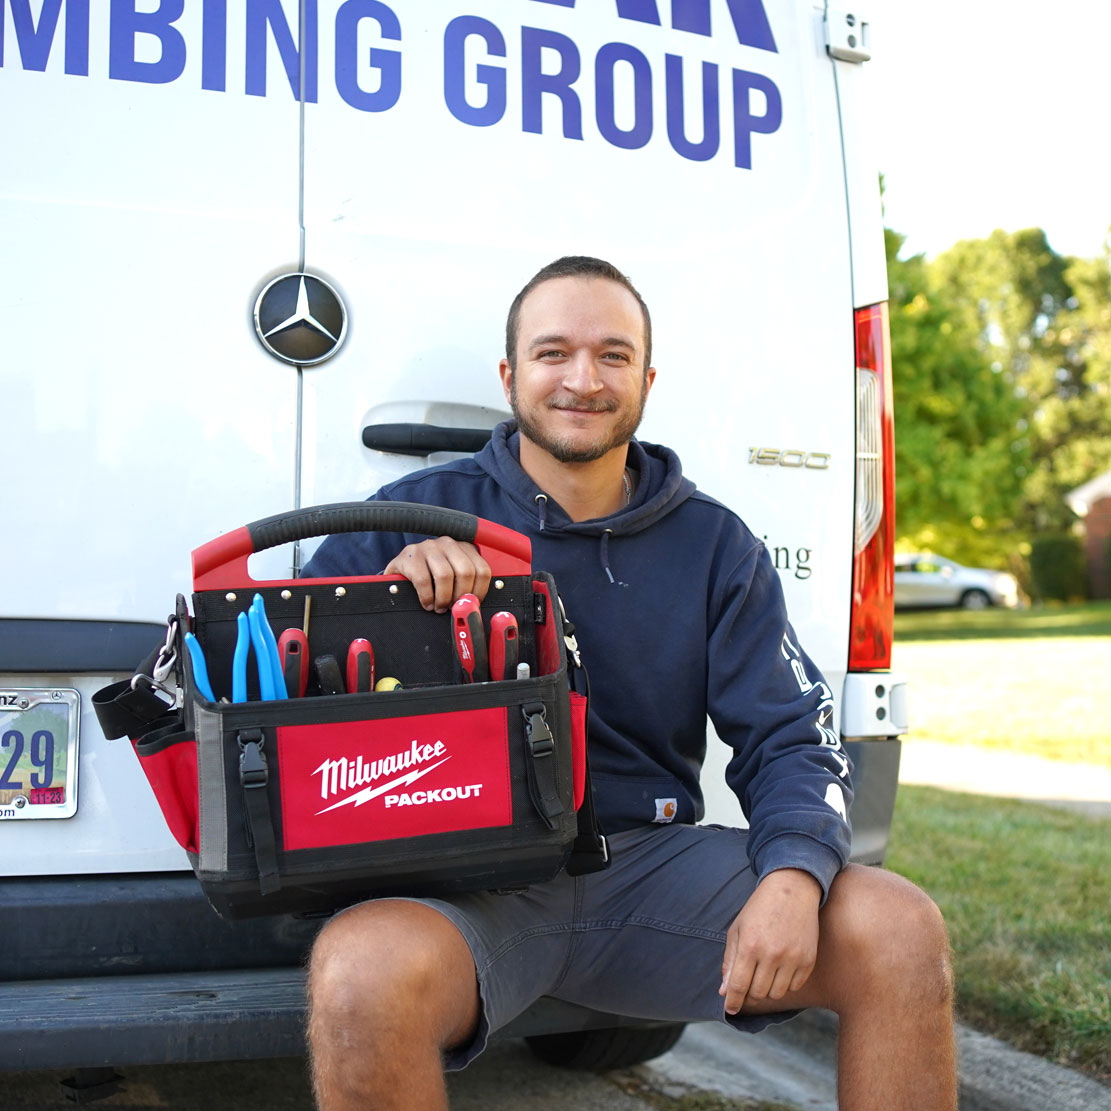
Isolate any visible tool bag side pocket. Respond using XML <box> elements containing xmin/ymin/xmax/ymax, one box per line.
<box><xmin>132</xmin><ymin>717</ymin><xmax>199</xmax><ymax>856</ymax></box>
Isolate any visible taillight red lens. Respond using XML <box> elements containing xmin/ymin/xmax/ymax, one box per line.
<box><xmin>850</xmin><ymin>302</ymin><xmax>895</xmax><ymax>670</ymax></box>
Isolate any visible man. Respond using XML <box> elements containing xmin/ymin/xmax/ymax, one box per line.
<box><xmin>304</xmin><ymin>257</ymin><xmax>956</xmax><ymax>1110</ymax></box>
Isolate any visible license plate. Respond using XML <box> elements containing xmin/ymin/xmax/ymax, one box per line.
<box><xmin>0</xmin><ymin>688</ymin><xmax>80</xmax><ymax>820</ymax></box>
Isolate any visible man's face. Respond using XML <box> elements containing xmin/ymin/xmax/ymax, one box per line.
<box><xmin>500</xmin><ymin>276</ymin><xmax>656</xmax><ymax>465</ymax></box>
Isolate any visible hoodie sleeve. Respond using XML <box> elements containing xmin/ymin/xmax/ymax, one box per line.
<box><xmin>706</xmin><ymin>543</ymin><xmax>853</xmax><ymax>901</ymax></box>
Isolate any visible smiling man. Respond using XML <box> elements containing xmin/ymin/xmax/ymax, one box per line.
<box><xmin>302</xmin><ymin>257</ymin><xmax>956</xmax><ymax>1111</ymax></box>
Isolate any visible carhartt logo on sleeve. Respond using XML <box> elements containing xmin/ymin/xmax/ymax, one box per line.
<box><xmin>654</xmin><ymin>798</ymin><xmax>678</xmax><ymax>823</ymax></box>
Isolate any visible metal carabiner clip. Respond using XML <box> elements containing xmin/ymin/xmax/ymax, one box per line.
<box><xmin>153</xmin><ymin>619</ymin><xmax>179</xmax><ymax>684</ymax></box>
<box><xmin>557</xmin><ymin>597</ymin><xmax>582</xmax><ymax>669</ymax></box>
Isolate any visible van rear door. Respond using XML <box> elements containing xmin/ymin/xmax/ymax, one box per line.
<box><xmin>1</xmin><ymin>2</ymin><xmax>303</xmax><ymax>873</ymax></box>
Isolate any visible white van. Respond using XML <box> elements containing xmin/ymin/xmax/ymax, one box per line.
<box><xmin>0</xmin><ymin>0</ymin><xmax>903</xmax><ymax>1081</ymax></box>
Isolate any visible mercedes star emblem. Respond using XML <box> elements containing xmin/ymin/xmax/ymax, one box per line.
<box><xmin>253</xmin><ymin>272</ymin><xmax>348</xmax><ymax>366</ymax></box>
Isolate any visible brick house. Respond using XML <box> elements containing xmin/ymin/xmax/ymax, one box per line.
<box><xmin>1067</xmin><ymin>471</ymin><xmax>1111</xmax><ymax>599</ymax></box>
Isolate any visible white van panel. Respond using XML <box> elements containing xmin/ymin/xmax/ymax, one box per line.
<box><xmin>828</xmin><ymin>48</ymin><xmax>888</xmax><ymax>307</ymax></box>
<box><xmin>1</xmin><ymin>1</ymin><xmax>309</xmax><ymax>871</ymax></box>
<box><xmin>1</xmin><ymin>3</ymin><xmax>306</xmax><ymax>623</ymax></box>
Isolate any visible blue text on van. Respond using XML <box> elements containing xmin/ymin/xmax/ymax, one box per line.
<box><xmin>1</xmin><ymin>0</ymin><xmax>784</xmax><ymax>170</ymax></box>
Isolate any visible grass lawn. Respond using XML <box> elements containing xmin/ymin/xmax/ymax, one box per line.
<box><xmin>892</xmin><ymin>602</ymin><xmax>1111</xmax><ymax>764</ymax></box>
<box><xmin>886</xmin><ymin>785</ymin><xmax>1111</xmax><ymax>1082</ymax></box>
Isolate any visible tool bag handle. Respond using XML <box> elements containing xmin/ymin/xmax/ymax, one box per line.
<box><xmin>192</xmin><ymin>501</ymin><xmax>533</xmax><ymax>590</ymax></box>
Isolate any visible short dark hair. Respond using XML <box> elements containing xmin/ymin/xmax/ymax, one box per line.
<box><xmin>505</xmin><ymin>256</ymin><xmax>652</xmax><ymax>371</ymax></box>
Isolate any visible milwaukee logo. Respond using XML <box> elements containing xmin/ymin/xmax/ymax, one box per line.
<box><xmin>278</xmin><ymin>709</ymin><xmax>511</xmax><ymax>851</ymax></box>
<box><xmin>314</xmin><ymin>740</ymin><xmax>448</xmax><ymax>807</ymax></box>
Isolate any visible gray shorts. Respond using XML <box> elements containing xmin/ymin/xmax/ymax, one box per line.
<box><xmin>393</xmin><ymin>823</ymin><xmax>799</xmax><ymax>1070</ymax></box>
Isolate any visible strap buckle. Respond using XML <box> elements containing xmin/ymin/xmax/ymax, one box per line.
<box><xmin>523</xmin><ymin>703</ymin><xmax>554</xmax><ymax>758</ymax></box>
<box><xmin>238</xmin><ymin>731</ymin><xmax>269</xmax><ymax>789</ymax></box>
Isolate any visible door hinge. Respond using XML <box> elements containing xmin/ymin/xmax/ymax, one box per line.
<box><xmin>826</xmin><ymin>9</ymin><xmax>872</xmax><ymax>64</ymax></box>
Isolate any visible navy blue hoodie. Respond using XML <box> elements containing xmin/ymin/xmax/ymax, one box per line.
<box><xmin>304</xmin><ymin>422</ymin><xmax>853</xmax><ymax>897</ymax></box>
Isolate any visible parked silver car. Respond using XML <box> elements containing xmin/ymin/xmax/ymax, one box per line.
<box><xmin>893</xmin><ymin>554</ymin><xmax>1020</xmax><ymax>610</ymax></box>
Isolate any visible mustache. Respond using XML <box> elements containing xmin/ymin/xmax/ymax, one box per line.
<box><xmin>547</xmin><ymin>398</ymin><xmax>618</xmax><ymax>413</ymax></box>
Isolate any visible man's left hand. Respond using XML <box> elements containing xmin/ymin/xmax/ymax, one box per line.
<box><xmin>719</xmin><ymin>868</ymin><xmax>821</xmax><ymax>1015</ymax></box>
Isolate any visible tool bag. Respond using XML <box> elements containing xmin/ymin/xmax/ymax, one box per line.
<box><xmin>93</xmin><ymin>503</ymin><xmax>607</xmax><ymax>920</ymax></box>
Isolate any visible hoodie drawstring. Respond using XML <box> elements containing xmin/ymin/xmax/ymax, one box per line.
<box><xmin>600</xmin><ymin>529</ymin><xmax>623</xmax><ymax>586</ymax></box>
<box><xmin>533</xmin><ymin>493</ymin><xmax>548</xmax><ymax>532</ymax></box>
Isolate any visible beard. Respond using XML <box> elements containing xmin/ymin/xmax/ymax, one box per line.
<box><xmin>510</xmin><ymin>376</ymin><xmax>650</xmax><ymax>464</ymax></box>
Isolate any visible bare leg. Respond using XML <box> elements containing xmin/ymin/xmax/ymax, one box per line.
<box><xmin>307</xmin><ymin>900</ymin><xmax>480</xmax><ymax>1111</ymax></box>
<box><xmin>744</xmin><ymin>866</ymin><xmax>957</xmax><ymax>1111</ymax></box>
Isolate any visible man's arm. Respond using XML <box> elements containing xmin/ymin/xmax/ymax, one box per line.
<box><xmin>707</xmin><ymin>545</ymin><xmax>853</xmax><ymax>900</ymax></box>
<box><xmin>704</xmin><ymin>543</ymin><xmax>852</xmax><ymax>1013</ymax></box>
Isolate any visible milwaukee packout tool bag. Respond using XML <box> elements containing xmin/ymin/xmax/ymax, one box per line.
<box><xmin>94</xmin><ymin>503</ymin><xmax>606</xmax><ymax>920</ymax></box>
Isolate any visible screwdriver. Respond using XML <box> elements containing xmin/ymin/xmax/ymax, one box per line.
<box><xmin>489</xmin><ymin>612</ymin><xmax>519</xmax><ymax>681</ymax></box>
<box><xmin>346</xmin><ymin>639</ymin><xmax>374</xmax><ymax>693</ymax></box>
<box><xmin>451</xmin><ymin>594</ymin><xmax>488</xmax><ymax>683</ymax></box>
<box><xmin>279</xmin><ymin>629</ymin><xmax>310</xmax><ymax>697</ymax></box>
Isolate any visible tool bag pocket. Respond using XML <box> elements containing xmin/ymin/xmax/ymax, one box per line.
<box><xmin>98</xmin><ymin>503</ymin><xmax>604</xmax><ymax>920</ymax></box>
<box><xmin>132</xmin><ymin>717</ymin><xmax>199</xmax><ymax>856</ymax></box>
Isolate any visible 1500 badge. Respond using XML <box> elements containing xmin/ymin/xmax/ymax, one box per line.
<box><xmin>749</xmin><ymin>448</ymin><xmax>831</xmax><ymax>469</ymax></box>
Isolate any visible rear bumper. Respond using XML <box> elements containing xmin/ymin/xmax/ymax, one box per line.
<box><xmin>0</xmin><ymin>970</ymin><xmax>670</xmax><ymax>1071</ymax></box>
<box><xmin>0</xmin><ymin>968</ymin><xmax>309</xmax><ymax>1070</ymax></box>
<box><xmin>0</xmin><ymin>874</ymin><xmax>321</xmax><ymax>982</ymax></box>
<box><xmin>0</xmin><ymin>874</ymin><xmax>319</xmax><ymax>1070</ymax></box>
<box><xmin>844</xmin><ymin>738</ymin><xmax>902</xmax><ymax>865</ymax></box>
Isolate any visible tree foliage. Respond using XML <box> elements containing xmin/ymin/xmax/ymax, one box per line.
<box><xmin>928</xmin><ymin>228</ymin><xmax>1111</xmax><ymax>535</ymax></box>
<box><xmin>886</xmin><ymin>228</ymin><xmax>1027</xmax><ymax>566</ymax></box>
<box><xmin>888</xmin><ymin>222</ymin><xmax>1111</xmax><ymax>579</ymax></box>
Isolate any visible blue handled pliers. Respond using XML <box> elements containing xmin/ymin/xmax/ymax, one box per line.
<box><xmin>184</xmin><ymin>632</ymin><xmax>217</xmax><ymax>702</ymax></box>
<box><xmin>232</xmin><ymin>612</ymin><xmax>251</xmax><ymax>703</ymax></box>
<box><xmin>234</xmin><ymin>595</ymin><xmax>286</xmax><ymax>701</ymax></box>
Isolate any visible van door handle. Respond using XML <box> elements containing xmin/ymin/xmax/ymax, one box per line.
<box><xmin>361</xmin><ymin>423</ymin><xmax>493</xmax><ymax>456</ymax></box>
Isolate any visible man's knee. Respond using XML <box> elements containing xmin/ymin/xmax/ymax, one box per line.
<box><xmin>823</xmin><ymin>865</ymin><xmax>953</xmax><ymax>1007</ymax></box>
<box><xmin>308</xmin><ymin>900</ymin><xmax>479</xmax><ymax>1042</ymax></box>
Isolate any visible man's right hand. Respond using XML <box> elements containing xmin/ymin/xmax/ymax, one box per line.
<box><xmin>383</xmin><ymin>537</ymin><xmax>492</xmax><ymax>613</ymax></box>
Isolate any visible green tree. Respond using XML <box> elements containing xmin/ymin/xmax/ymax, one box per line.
<box><xmin>1022</xmin><ymin>252</ymin><xmax>1111</xmax><ymax>529</ymax></box>
<box><xmin>886</xmin><ymin>228</ymin><xmax>1027</xmax><ymax>565</ymax></box>
<box><xmin>929</xmin><ymin>228</ymin><xmax>1111</xmax><ymax>534</ymax></box>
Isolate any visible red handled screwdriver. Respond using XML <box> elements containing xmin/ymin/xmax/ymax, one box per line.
<box><xmin>489</xmin><ymin>612</ymin><xmax>519</xmax><ymax>681</ymax></box>
<box><xmin>451</xmin><ymin>594</ymin><xmax>488</xmax><ymax>683</ymax></box>
<box><xmin>278</xmin><ymin>629</ymin><xmax>309</xmax><ymax>698</ymax></box>
<box><xmin>346</xmin><ymin>638</ymin><xmax>375</xmax><ymax>693</ymax></box>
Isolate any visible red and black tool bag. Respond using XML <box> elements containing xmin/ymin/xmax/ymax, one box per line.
<box><xmin>95</xmin><ymin>503</ymin><xmax>606</xmax><ymax>920</ymax></box>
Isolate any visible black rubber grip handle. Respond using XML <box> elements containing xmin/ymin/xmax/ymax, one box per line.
<box><xmin>192</xmin><ymin>501</ymin><xmax>533</xmax><ymax>590</ymax></box>
<box><xmin>246</xmin><ymin>502</ymin><xmax>479</xmax><ymax>554</ymax></box>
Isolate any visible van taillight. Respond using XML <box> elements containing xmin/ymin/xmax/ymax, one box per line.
<box><xmin>850</xmin><ymin>302</ymin><xmax>895</xmax><ymax>670</ymax></box>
